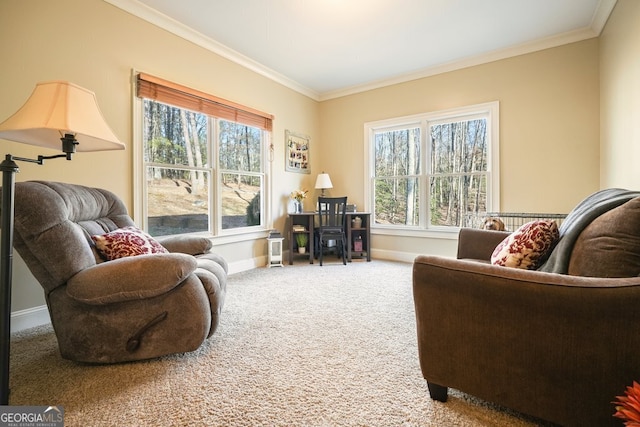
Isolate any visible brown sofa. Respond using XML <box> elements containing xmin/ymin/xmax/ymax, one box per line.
<box><xmin>413</xmin><ymin>189</ymin><xmax>640</xmax><ymax>426</ymax></box>
<box><xmin>11</xmin><ymin>181</ymin><xmax>227</xmax><ymax>363</ymax></box>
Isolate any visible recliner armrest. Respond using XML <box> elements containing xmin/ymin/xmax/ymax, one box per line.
<box><xmin>155</xmin><ymin>234</ymin><xmax>213</xmax><ymax>255</ymax></box>
<box><xmin>456</xmin><ymin>228</ymin><xmax>510</xmax><ymax>261</ymax></box>
<box><xmin>66</xmin><ymin>253</ymin><xmax>198</xmax><ymax>305</ymax></box>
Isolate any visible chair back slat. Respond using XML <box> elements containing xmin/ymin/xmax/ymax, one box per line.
<box><xmin>318</xmin><ymin>197</ymin><xmax>347</xmax><ymax>231</ymax></box>
<box><xmin>317</xmin><ymin>196</ymin><xmax>348</xmax><ymax>265</ymax></box>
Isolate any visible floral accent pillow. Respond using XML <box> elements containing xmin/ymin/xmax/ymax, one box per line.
<box><xmin>491</xmin><ymin>220</ymin><xmax>559</xmax><ymax>269</ymax></box>
<box><xmin>92</xmin><ymin>226</ymin><xmax>168</xmax><ymax>261</ymax></box>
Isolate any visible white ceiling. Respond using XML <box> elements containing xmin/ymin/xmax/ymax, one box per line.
<box><xmin>106</xmin><ymin>0</ymin><xmax>617</xmax><ymax>100</ymax></box>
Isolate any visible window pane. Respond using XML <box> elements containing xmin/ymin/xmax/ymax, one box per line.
<box><xmin>146</xmin><ymin>166</ymin><xmax>210</xmax><ymax>236</ymax></box>
<box><xmin>221</xmin><ymin>173</ymin><xmax>262</xmax><ymax>229</ymax></box>
<box><xmin>143</xmin><ymin>99</ymin><xmax>208</xmax><ymax>167</ymax></box>
<box><xmin>219</xmin><ymin>121</ymin><xmax>262</xmax><ymax>173</ymax></box>
<box><xmin>374</xmin><ymin>128</ymin><xmax>420</xmax><ymax>177</ymax></box>
<box><xmin>430</xmin><ymin>119</ymin><xmax>487</xmax><ymax>174</ymax></box>
<box><xmin>429</xmin><ymin>174</ymin><xmax>487</xmax><ymax>227</ymax></box>
<box><xmin>141</xmin><ymin>91</ymin><xmax>268</xmax><ymax>237</ymax></box>
<box><xmin>374</xmin><ymin>177</ymin><xmax>420</xmax><ymax>226</ymax></box>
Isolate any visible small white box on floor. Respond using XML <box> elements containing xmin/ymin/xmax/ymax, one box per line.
<box><xmin>267</xmin><ymin>232</ymin><xmax>284</xmax><ymax>268</ymax></box>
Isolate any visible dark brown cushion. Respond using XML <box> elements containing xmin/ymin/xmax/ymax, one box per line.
<box><xmin>568</xmin><ymin>197</ymin><xmax>640</xmax><ymax>277</ymax></box>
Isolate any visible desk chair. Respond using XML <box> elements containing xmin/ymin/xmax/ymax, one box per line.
<box><xmin>317</xmin><ymin>196</ymin><xmax>348</xmax><ymax>266</ymax></box>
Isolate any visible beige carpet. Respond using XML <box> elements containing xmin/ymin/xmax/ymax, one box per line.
<box><xmin>9</xmin><ymin>260</ymin><xmax>549</xmax><ymax>426</ymax></box>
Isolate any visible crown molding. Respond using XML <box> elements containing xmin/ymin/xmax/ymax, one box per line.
<box><xmin>320</xmin><ymin>0</ymin><xmax>617</xmax><ymax>101</ymax></box>
<box><xmin>103</xmin><ymin>0</ymin><xmax>321</xmax><ymax>101</ymax></box>
<box><xmin>104</xmin><ymin>0</ymin><xmax>617</xmax><ymax>103</ymax></box>
<box><xmin>319</xmin><ymin>26</ymin><xmax>600</xmax><ymax>101</ymax></box>
<box><xmin>591</xmin><ymin>0</ymin><xmax>618</xmax><ymax>34</ymax></box>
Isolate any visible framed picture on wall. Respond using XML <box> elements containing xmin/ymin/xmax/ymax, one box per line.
<box><xmin>285</xmin><ymin>130</ymin><xmax>310</xmax><ymax>174</ymax></box>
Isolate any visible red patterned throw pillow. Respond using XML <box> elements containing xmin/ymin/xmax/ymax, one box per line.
<box><xmin>92</xmin><ymin>226</ymin><xmax>168</xmax><ymax>261</ymax></box>
<box><xmin>491</xmin><ymin>220</ymin><xmax>559</xmax><ymax>269</ymax></box>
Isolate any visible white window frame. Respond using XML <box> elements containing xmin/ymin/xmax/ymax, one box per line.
<box><xmin>132</xmin><ymin>84</ymin><xmax>271</xmax><ymax>244</ymax></box>
<box><xmin>363</xmin><ymin>101</ymin><xmax>500</xmax><ymax>238</ymax></box>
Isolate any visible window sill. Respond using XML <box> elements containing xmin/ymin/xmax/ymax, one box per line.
<box><xmin>162</xmin><ymin>229</ymin><xmax>270</xmax><ymax>246</ymax></box>
<box><xmin>371</xmin><ymin>226</ymin><xmax>459</xmax><ymax>240</ymax></box>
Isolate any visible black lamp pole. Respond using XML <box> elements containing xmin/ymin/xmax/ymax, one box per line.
<box><xmin>0</xmin><ymin>155</ymin><xmax>18</xmax><ymax>405</ymax></box>
<box><xmin>0</xmin><ymin>135</ymin><xmax>77</xmax><ymax>404</ymax></box>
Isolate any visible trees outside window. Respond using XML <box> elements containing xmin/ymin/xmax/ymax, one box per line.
<box><xmin>366</xmin><ymin>102</ymin><xmax>499</xmax><ymax>232</ymax></box>
<box><xmin>142</xmin><ymin>99</ymin><xmax>265</xmax><ymax>236</ymax></box>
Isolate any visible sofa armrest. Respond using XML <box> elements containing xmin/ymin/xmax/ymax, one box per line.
<box><xmin>155</xmin><ymin>235</ymin><xmax>213</xmax><ymax>255</ymax></box>
<box><xmin>456</xmin><ymin>228</ymin><xmax>510</xmax><ymax>261</ymax></box>
<box><xmin>66</xmin><ymin>253</ymin><xmax>197</xmax><ymax>305</ymax></box>
<box><xmin>412</xmin><ymin>255</ymin><xmax>640</xmax><ymax>426</ymax></box>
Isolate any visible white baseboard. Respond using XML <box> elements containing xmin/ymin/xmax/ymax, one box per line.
<box><xmin>281</xmin><ymin>249</ymin><xmax>417</xmax><ymax>265</ymax></box>
<box><xmin>227</xmin><ymin>255</ymin><xmax>267</xmax><ymax>275</ymax></box>
<box><xmin>10</xmin><ymin>258</ymin><xmax>266</xmax><ymax>334</ymax></box>
<box><xmin>11</xmin><ymin>251</ymin><xmax>415</xmax><ymax>333</ymax></box>
<box><xmin>11</xmin><ymin>305</ymin><xmax>51</xmax><ymax>333</ymax></box>
<box><xmin>370</xmin><ymin>249</ymin><xmax>417</xmax><ymax>263</ymax></box>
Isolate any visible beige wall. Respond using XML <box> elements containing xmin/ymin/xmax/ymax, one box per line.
<box><xmin>0</xmin><ymin>0</ymin><xmax>320</xmax><ymax>313</ymax></box>
<box><xmin>600</xmin><ymin>0</ymin><xmax>640</xmax><ymax>188</ymax></box>
<box><xmin>320</xmin><ymin>40</ymin><xmax>600</xmax><ymax>258</ymax></box>
<box><xmin>1</xmin><ymin>0</ymin><xmax>632</xmax><ymax>318</ymax></box>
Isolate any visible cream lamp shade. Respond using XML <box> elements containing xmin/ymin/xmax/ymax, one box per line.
<box><xmin>0</xmin><ymin>80</ymin><xmax>124</xmax><ymax>405</ymax></box>
<box><xmin>0</xmin><ymin>80</ymin><xmax>125</xmax><ymax>151</ymax></box>
<box><xmin>315</xmin><ymin>172</ymin><xmax>333</xmax><ymax>193</ymax></box>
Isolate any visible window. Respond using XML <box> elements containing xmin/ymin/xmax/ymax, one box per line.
<box><xmin>365</xmin><ymin>102</ymin><xmax>499</xmax><ymax>233</ymax></box>
<box><xmin>135</xmin><ymin>73</ymin><xmax>273</xmax><ymax>237</ymax></box>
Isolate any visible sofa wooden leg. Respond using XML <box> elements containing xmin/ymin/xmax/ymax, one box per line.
<box><xmin>427</xmin><ymin>382</ymin><xmax>448</xmax><ymax>402</ymax></box>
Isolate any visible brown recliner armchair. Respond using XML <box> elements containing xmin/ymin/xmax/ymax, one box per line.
<box><xmin>413</xmin><ymin>188</ymin><xmax>640</xmax><ymax>426</ymax></box>
<box><xmin>11</xmin><ymin>181</ymin><xmax>227</xmax><ymax>363</ymax></box>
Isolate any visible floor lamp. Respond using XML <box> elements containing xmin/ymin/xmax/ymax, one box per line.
<box><xmin>0</xmin><ymin>81</ymin><xmax>125</xmax><ymax>404</ymax></box>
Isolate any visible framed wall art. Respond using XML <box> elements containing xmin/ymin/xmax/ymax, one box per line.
<box><xmin>285</xmin><ymin>130</ymin><xmax>310</xmax><ymax>174</ymax></box>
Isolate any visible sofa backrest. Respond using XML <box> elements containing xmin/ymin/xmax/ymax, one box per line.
<box><xmin>538</xmin><ymin>188</ymin><xmax>640</xmax><ymax>274</ymax></box>
<box><xmin>12</xmin><ymin>181</ymin><xmax>135</xmax><ymax>294</ymax></box>
<box><xmin>568</xmin><ymin>196</ymin><xmax>640</xmax><ymax>277</ymax></box>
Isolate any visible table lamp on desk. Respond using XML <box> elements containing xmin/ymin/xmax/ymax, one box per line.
<box><xmin>315</xmin><ymin>172</ymin><xmax>333</xmax><ymax>196</ymax></box>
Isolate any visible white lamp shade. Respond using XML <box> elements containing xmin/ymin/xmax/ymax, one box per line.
<box><xmin>0</xmin><ymin>81</ymin><xmax>125</xmax><ymax>152</ymax></box>
<box><xmin>315</xmin><ymin>173</ymin><xmax>333</xmax><ymax>190</ymax></box>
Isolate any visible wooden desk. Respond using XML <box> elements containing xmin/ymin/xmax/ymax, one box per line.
<box><xmin>346</xmin><ymin>212</ymin><xmax>371</xmax><ymax>262</ymax></box>
<box><xmin>288</xmin><ymin>212</ymin><xmax>371</xmax><ymax>264</ymax></box>
<box><xmin>288</xmin><ymin>213</ymin><xmax>315</xmax><ymax>264</ymax></box>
